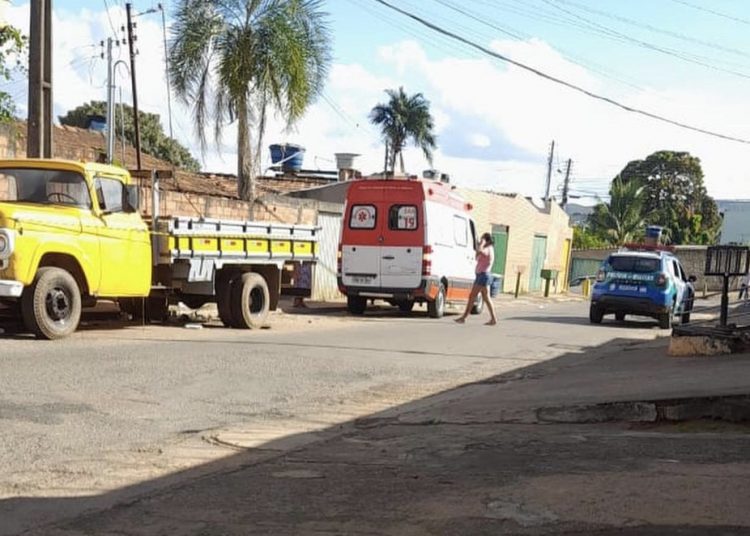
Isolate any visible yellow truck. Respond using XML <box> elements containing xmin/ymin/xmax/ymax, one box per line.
<box><xmin>0</xmin><ymin>159</ymin><xmax>318</xmax><ymax>339</ymax></box>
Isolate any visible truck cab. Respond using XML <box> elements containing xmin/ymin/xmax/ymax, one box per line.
<box><xmin>0</xmin><ymin>159</ymin><xmax>150</xmax><ymax>338</ymax></box>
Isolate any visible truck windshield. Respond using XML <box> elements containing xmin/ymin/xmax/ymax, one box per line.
<box><xmin>608</xmin><ymin>255</ymin><xmax>660</xmax><ymax>273</ymax></box>
<box><xmin>0</xmin><ymin>168</ymin><xmax>91</xmax><ymax>208</ymax></box>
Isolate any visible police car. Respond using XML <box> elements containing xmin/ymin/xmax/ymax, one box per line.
<box><xmin>589</xmin><ymin>246</ymin><xmax>696</xmax><ymax>329</ymax></box>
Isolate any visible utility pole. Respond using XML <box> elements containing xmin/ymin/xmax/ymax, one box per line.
<box><xmin>105</xmin><ymin>38</ymin><xmax>115</xmax><ymax>163</ymax></box>
<box><xmin>561</xmin><ymin>158</ymin><xmax>572</xmax><ymax>209</ymax></box>
<box><xmin>125</xmin><ymin>3</ymin><xmax>142</xmax><ymax>170</ymax></box>
<box><xmin>158</xmin><ymin>4</ymin><xmax>174</xmax><ymax>140</ymax></box>
<box><xmin>544</xmin><ymin>140</ymin><xmax>555</xmax><ymax>203</ymax></box>
<box><xmin>27</xmin><ymin>0</ymin><xmax>53</xmax><ymax>158</ymax></box>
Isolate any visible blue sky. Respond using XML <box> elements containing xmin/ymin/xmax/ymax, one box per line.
<box><xmin>5</xmin><ymin>0</ymin><xmax>750</xmax><ymax>200</ymax></box>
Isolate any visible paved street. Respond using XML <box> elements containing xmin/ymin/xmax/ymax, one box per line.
<box><xmin>3</xmin><ymin>296</ymin><xmax>748</xmax><ymax>535</ymax></box>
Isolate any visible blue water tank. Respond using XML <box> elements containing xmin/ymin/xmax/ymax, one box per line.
<box><xmin>269</xmin><ymin>143</ymin><xmax>305</xmax><ymax>172</ymax></box>
<box><xmin>646</xmin><ymin>225</ymin><xmax>663</xmax><ymax>239</ymax></box>
<box><xmin>87</xmin><ymin>115</ymin><xmax>107</xmax><ymax>132</ymax></box>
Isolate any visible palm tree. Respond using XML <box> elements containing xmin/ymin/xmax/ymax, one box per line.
<box><xmin>370</xmin><ymin>87</ymin><xmax>437</xmax><ymax>175</ymax></box>
<box><xmin>590</xmin><ymin>177</ymin><xmax>646</xmax><ymax>245</ymax></box>
<box><xmin>169</xmin><ymin>0</ymin><xmax>331</xmax><ymax>202</ymax></box>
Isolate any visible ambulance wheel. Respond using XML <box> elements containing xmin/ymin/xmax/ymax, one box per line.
<box><xmin>615</xmin><ymin>312</ymin><xmax>626</xmax><ymax>321</ymax></box>
<box><xmin>397</xmin><ymin>300</ymin><xmax>415</xmax><ymax>313</ymax></box>
<box><xmin>470</xmin><ymin>293</ymin><xmax>484</xmax><ymax>315</ymax></box>
<box><xmin>428</xmin><ymin>285</ymin><xmax>446</xmax><ymax>319</ymax></box>
<box><xmin>658</xmin><ymin>312</ymin><xmax>672</xmax><ymax>329</ymax></box>
<box><xmin>21</xmin><ymin>267</ymin><xmax>81</xmax><ymax>340</ymax></box>
<box><xmin>230</xmin><ymin>272</ymin><xmax>270</xmax><ymax>329</ymax></box>
<box><xmin>589</xmin><ymin>305</ymin><xmax>603</xmax><ymax>324</ymax></box>
<box><xmin>347</xmin><ymin>296</ymin><xmax>367</xmax><ymax>315</ymax></box>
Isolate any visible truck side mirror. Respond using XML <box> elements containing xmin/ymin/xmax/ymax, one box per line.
<box><xmin>688</xmin><ymin>275</ymin><xmax>697</xmax><ymax>283</ymax></box>
<box><xmin>125</xmin><ymin>185</ymin><xmax>140</xmax><ymax>213</ymax></box>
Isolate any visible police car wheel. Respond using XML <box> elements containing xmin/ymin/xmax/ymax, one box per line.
<box><xmin>589</xmin><ymin>305</ymin><xmax>604</xmax><ymax>324</ymax></box>
<box><xmin>615</xmin><ymin>312</ymin><xmax>625</xmax><ymax>322</ymax></box>
<box><xmin>658</xmin><ymin>312</ymin><xmax>672</xmax><ymax>329</ymax></box>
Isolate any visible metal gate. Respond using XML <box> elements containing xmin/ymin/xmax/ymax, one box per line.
<box><xmin>568</xmin><ymin>258</ymin><xmax>604</xmax><ymax>285</ymax></box>
<box><xmin>312</xmin><ymin>211</ymin><xmax>343</xmax><ymax>301</ymax></box>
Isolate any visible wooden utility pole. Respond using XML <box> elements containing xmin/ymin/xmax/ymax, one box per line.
<box><xmin>544</xmin><ymin>140</ymin><xmax>555</xmax><ymax>202</ymax></box>
<box><xmin>27</xmin><ymin>0</ymin><xmax>53</xmax><ymax>158</ymax></box>
<box><xmin>126</xmin><ymin>3</ymin><xmax>142</xmax><ymax>170</ymax></box>
<box><xmin>561</xmin><ymin>158</ymin><xmax>572</xmax><ymax>208</ymax></box>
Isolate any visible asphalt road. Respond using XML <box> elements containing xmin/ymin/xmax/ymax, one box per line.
<box><xmin>0</xmin><ymin>297</ymin><xmax>668</xmax><ymax>534</ymax></box>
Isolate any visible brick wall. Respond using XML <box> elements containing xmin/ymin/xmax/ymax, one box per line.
<box><xmin>460</xmin><ymin>190</ymin><xmax>573</xmax><ymax>293</ymax></box>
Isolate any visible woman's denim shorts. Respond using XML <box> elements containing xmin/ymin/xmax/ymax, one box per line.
<box><xmin>474</xmin><ymin>272</ymin><xmax>491</xmax><ymax>287</ymax></box>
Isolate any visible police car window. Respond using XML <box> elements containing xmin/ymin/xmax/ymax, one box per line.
<box><xmin>389</xmin><ymin>205</ymin><xmax>418</xmax><ymax>230</ymax></box>
<box><xmin>609</xmin><ymin>256</ymin><xmax>660</xmax><ymax>273</ymax></box>
<box><xmin>453</xmin><ymin>216</ymin><xmax>468</xmax><ymax>247</ymax></box>
<box><xmin>672</xmin><ymin>260</ymin><xmax>680</xmax><ymax>277</ymax></box>
<box><xmin>349</xmin><ymin>205</ymin><xmax>376</xmax><ymax>229</ymax></box>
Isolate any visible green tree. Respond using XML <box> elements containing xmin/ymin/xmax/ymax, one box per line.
<box><xmin>169</xmin><ymin>0</ymin><xmax>331</xmax><ymax>202</ymax></box>
<box><xmin>0</xmin><ymin>19</ymin><xmax>27</xmax><ymax>123</ymax></box>
<box><xmin>572</xmin><ymin>225</ymin><xmax>608</xmax><ymax>249</ymax></box>
<box><xmin>616</xmin><ymin>150</ymin><xmax>719</xmax><ymax>244</ymax></box>
<box><xmin>58</xmin><ymin>101</ymin><xmax>201</xmax><ymax>172</ymax></box>
<box><xmin>588</xmin><ymin>178</ymin><xmax>646</xmax><ymax>246</ymax></box>
<box><xmin>370</xmin><ymin>87</ymin><xmax>437</xmax><ymax>175</ymax></box>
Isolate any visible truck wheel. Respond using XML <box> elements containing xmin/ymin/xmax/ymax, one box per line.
<box><xmin>230</xmin><ymin>273</ymin><xmax>270</xmax><ymax>329</ymax></box>
<box><xmin>347</xmin><ymin>295</ymin><xmax>367</xmax><ymax>315</ymax></box>
<box><xmin>428</xmin><ymin>284</ymin><xmax>446</xmax><ymax>319</ymax></box>
<box><xmin>397</xmin><ymin>300</ymin><xmax>415</xmax><ymax>313</ymax></box>
<box><xmin>21</xmin><ymin>267</ymin><xmax>82</xmax><ymax>340</ymax></box>
<box><xmin>470</xmin><ymin>293</ymin><xmax>484</xmax><ymax>315</ymax></box>
<box><xmin>589</xmin><ymin>305</ymin><xmax>604</xmax><ymax>324</ymax></box>
<box><xmin>215</xmin><ymin>271</ymin><xmax>236</xmax><ymax>327</ymax></box>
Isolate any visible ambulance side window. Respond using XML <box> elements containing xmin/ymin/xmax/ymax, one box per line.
<box><xmin>349</xmin><ymin>204</ymin><xmax>376</xmax><ymax>229</ymax></box>
<box><xmin>388</xmin><ymin>205</ymin><xmax>418</xmax><ymax>230</ymax></box>
<box><xmin>453</xmin><ymin>215</ymin><xmax>468</xmax><ymax>247</ymax></box>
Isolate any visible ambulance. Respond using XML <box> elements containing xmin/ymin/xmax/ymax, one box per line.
<box><xmin>337</xmin><ymin>178</ymin><xmax>482</xmax><ymax>317</ymax></box>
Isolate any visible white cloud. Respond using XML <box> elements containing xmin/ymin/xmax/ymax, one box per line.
<box><xmin>7</xmin><ymin>5</ymin><xmax>750</xmax><ymax>201</ymax></box>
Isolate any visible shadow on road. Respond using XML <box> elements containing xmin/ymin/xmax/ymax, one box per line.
<box><xmin>509</xmin><ymin>314</ymin><xmax>664</xmax><ymax>330</ymax></box>
<box><xmin>3</xmin><ymin>331</ymin><xmax>750</xmax><ymax>535</ymax></box>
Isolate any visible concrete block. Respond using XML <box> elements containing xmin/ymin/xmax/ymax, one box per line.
<box><xmin>668</xmin><ymin>336</ymin><xmax>733</xmax><ymax>357</ymax></box>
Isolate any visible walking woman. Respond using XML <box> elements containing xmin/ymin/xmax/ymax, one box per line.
<box><xmin>456</xmin><ymin>232</ymin><xmax>498</xmax><ymax>325</ymax></box>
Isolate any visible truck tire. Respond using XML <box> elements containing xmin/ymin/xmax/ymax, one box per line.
<box><xmin>428</xmin><ymin>284</ymin><xmax>446</xmax><ymax>319</ymax></box>
<box><xmin>21</xmin><ymin>267</ymin><xmax>82</xmax><ymax>340</ymax></box>
<box><xmin>229</xmin><ymin>272</ymin><xmax>270</xmax><ymax>329</ymax></box>
<box><xmin>347</xmin><ymin>295</ymin><xmax>367</xmax><ymax>315</ymax></box>
<box><xmin>589</xmin><ymin>305</ymin><xmax>604</xmax><ymax>324</ymax></box>
<box><xmin>215</xmin><ymin>271</ymin><xmax>236</xmax><ymax>327</ymax></box>
<box><xmin>470</xmin><ymin>293</ymin><xmax>484</xmax><ymax>315</ymax></box>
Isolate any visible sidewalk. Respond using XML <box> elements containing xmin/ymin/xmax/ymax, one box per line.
<box><xmin>15</xmin><ymin>333</ymin><xmax>750</xmax><ymax>535</ymax></box>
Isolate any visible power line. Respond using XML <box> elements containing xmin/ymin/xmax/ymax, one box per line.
<box><xmin>549</xmin><ymin>0</ymin><xmax>750</xmax><ymax>61</ymax></box>
<box><xmin>669</xmin><ymin>0</ymin><xmax>750</xmax><ymax>26</ymax></box>
<box><xmin>102</xmin><ymin>0</ymin><xmax>120</xmax><ymax>38</ymax></box>
<box><xmin>371</xmin><ymin>0</ymin><xmax>750</xmax><ymax>145</ymax></box>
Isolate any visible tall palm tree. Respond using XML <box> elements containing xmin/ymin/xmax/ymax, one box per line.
<box><xmin>169</xmin><ymin>0</ymin><xmax>331</xmax><ymax>201</ymax></box>
<box><xmin>590</xmin><ymin>177</ymin><xmax>646</xmax><ymax>245</ymax></box>
<box><xmin>370</xmin><ymin>87</ymin><xmax>436</xmax><ymax>175</ymax></box>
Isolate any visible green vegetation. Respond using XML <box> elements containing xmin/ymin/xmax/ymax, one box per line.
<box><xmin>585</xmin><ymin>151</ymin><xmax>719</xmax><ymax>246</ymax></box>
<box><xmin>370</xmin><ymin>87</ymin><xmax>437</xmax><ymax>175</ymax></box>
<box><xmin>59</xmin><ymin>101</ymin><xmax>201</xmax><ymax>171</ymax></box>
<box><xmin>169</xmin><ymin>0</ymin><xmax>331</xmax><ymax>201</ymax></box>
<box><xmin>0</xmin><ymin>19</ymin><xmax>26</xmax><ymax>123</ymax></box>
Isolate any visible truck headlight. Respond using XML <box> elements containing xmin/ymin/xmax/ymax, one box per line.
<box><xmin>0</xmin><ymin>229</ymin><xmax>14</xmax><ymax>259</ymax></box>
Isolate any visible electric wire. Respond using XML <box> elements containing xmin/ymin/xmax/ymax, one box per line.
<box><xmin>668</xmin><ymin>0</ymin><xmax>750</xmax><ymax>26</ymax></box>
<box><xmin>371</xmin><ymin>0</ymin><xmax>750</xmax><ymax>145</ymax></box>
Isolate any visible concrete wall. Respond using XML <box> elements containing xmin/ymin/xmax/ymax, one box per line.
<box><xmin>460</xmin><ymin>191</ymin><xmax>573</xmax><ymax>294</ymax></box>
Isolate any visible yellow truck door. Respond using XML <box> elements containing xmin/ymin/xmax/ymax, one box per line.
<box><xmin>92</xmin><ymin>175</ymin><xmax>151</xmax><ymax>297</ymax></box>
